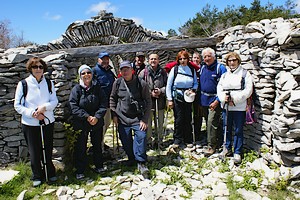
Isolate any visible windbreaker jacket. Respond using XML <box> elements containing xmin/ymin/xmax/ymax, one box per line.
<box><xmin>110</xmin><ymin>75</ymin><xmax>152</xmax><ymax>125</ymax></box>
<box><xmin>92</xmin><ymin>63</ymin><xmax>116</xmax><ymax>102</ymax></box>
<box><xmin>199</xmin><ymin>61</ymin><xmax>227</xmax><ymax>106</ymax></box>
<box><xmin>14</xmin><ymin>75</ymin><xmax>58</xmax><ymax>126</ymax></box>
<box><xmin>217</xmin><ymin>66</ymin><xmax>253</xmax><ymax>111</ymax></box>
<box><xmin>69</xmin><ymin>82</ymin><xmax>107</xmax><ymax>131</ymax></box>
<box><xmin>139</xmin><ymin>65</ymin><xmax>168</xmax><ymax>110</ymax></box>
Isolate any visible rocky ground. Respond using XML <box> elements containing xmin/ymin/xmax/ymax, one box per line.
<box><xmin>11</xmin><ymin>122</ymin><xmax>300</xmax><ymax>200</ymax></box>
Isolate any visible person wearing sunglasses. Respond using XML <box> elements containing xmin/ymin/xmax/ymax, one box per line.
<box><xmin>166</xmin><ymin>50</ymin><xmax>198</xmax><ymax>150</ymax></box>
<box><xmin>217</xmin><ymin>52</ymin><xmax>253</xmax><ymax>164</ymax></box>
<box><xmin>69</xmin><ymin>64</ymin><xmax>107</xmax><ymax>180</ymax></box>
<box><xmin>14</xmin><ymin>57</ymin><xmax>58</xmax><ymax>187</ymax></box>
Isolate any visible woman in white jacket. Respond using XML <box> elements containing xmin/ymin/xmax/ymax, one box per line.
<box><xmin>14</xmin><ymin>57</ymin><xmax>58</xmax><ymax>186</ymax></box>
<box><xmin>217</xmin><ymin>52</ymin><xmax>253</xmax><ymax>164</ymax></box>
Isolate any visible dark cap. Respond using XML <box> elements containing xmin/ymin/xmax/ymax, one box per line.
<box><xmin>136</xmin><ymin>52</ymin><xmax>145</xmax><ymax>57</ymax></box>
<box><xmin>98</xmin><ymin>52</ymin><xmax>109</xmax><ymax>59</ymax></box>
<box><xmin>120</xmin><ymin>60</ymin><xmax>132</xmax><ymax>69</ymax></box>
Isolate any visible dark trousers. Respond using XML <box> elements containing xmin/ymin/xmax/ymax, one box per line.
<box><xmin>173</xmin><ymin>100</ymin><xmax>193</xmax><ymax>145</ymax></box>
<box><xmin>222</xmin><ymin>110</ymin><xmax>246</xmax><ymax>154</ymax></box>
<box><xmin>193</xmin><ymin>103</ymin><xmax>207</xmax><ymax>141</ymax></box>
<box><xmin>74</xmin><ymin>128</ymin><xmax>103</xmax><ymax>174</ymax></box>
<box><xmin>118</xmin><ymin>123</ymin><xmax>147</xmax><ymax>162</ymax></box>
<box><xmin>22</xmin><ymin>123</ymin><xmax>56</xmax><ymax>181</ymax></box>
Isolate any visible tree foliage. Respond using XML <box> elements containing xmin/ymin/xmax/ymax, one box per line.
<box><xmin>179</xmin><ymin>0</ymin><xmax>300</xmax><ymax>37</ymax></box>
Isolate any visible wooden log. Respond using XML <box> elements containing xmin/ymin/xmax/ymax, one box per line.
<box><xmin>33</xmin><ymin>37</ymin><xmax>217</xmax><ymax>58</ymax></box>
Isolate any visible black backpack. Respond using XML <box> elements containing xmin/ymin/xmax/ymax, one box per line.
<box><xmin>19</xmin><ymin>78</ymin><xmax>53</xmax><ymax>105</ymax></box>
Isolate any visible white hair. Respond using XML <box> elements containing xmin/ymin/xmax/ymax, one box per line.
<box><xmin>201</xmin><ymin>47</ymin><xmax>216</xmax><ymax>59</ymax></box>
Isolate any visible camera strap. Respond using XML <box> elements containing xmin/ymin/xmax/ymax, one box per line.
<box><xmin>122</xmin><ymin>78</ymin><xmax>135</xmax><ymax>101</ymax></box>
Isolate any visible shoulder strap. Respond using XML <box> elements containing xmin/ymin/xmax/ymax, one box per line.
<box><xmin>20</xmin><ymin>80</ymin><xmax>28</xmax><ymax>105</ymax></box>
<box><xmin>45</xmin><ymin>78</ymin><xmax>53</xmax><ymax>94</ymax></box>
<box><xmin>241</xmin><ymin>68</ymin><xmax>247</xmax><ymax>90</ymax></box>
<box><xmin>171</xmin><ymin>65</ymin><xmax>179</xmax><ymax>90</ymax></box>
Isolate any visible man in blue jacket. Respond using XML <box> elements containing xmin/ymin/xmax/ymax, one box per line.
<box><xmin>199</xmin><ymin>48</ymin><xmax>227</xmax><ymax>156</ymax></box>
<box><xmin>93</xmin><ymin>52</ymin><xmax>116</xmax><ymax>151</ymax></box>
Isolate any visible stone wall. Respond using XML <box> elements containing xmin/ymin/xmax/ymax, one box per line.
<box><xmin>214</xmin><ymin>18</ymin><xmax>300</xmax><ymax>166</ymax></box>
<box><xmin>0</xmin><ymin>14</ymin><xmax>299</xmax><ymax>166</ymax></box>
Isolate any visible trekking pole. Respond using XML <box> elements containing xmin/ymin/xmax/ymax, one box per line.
<box><xmin>191</xmin><ymin>103</ymin><xmax>196</xmax><ymax>146</ymax></box>
<box><xmin>220</xmin><ymin>91</ymin><xmax>230</xmax><ymax>161</ymax></box>
<box><xmin>155</xmin><ymin>98</ymin><xmax>160</xmax><ymax>151</ymax></box>
<box><xmin>163</xmin><ymin>107</ymin><xmax>169</xmax><ymax>136</ymax></box>
<box><xmin>116</xmin><ymin>123</ymin><xmax>120</xmax><ymax>152</ymax></box>
<box><xmin>39</xmin><ymin>119</ymin><xmax>48</xmax><ymax>182</ymax></box>
<box><xmin>112</xmin><ymin>123</ymin><xmax>116</xmax><ymax>157</ymax></box>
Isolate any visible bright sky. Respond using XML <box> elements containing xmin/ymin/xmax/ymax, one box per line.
<box><xmin>1</xmin><ymin>0</ymin><xmax>299</xmax><ymax>45</ymax></box>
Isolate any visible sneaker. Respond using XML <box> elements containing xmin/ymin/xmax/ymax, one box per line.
<box><xmin>203</xmin><ymin>146</ymin><xmax>215</xmax><ymax>157</ymax></box>
<box><xmin>233</xmin><ymin>154</ymin><xmax>242</xmax><ymax>164</ymax></box>
<box><xmin>49</xmin><ymin>176</ymin><xmax>58</xmax><ymax>182</ymax></box>
<box><xmin>76</xmin><ymin>173</ymin><xmax>85</xmax><ymax>180</ymax></box>
<box><xmin>137</xmin><ymin>162</ymin><xmax>149</xmax><ymax>179</ymax></box>
<box><xmin>219</xmin><ymin>148</ymin><xmax>233</xmax><ymax>159</ymax></box>
<box><xmin>186</xmin><ymin>144</ymin><xmax>194</xmax><ymax>148</ymax></box>
<box><xmin>33</xmin><ymin>180</ymin><xmax>42</xmax><ymax>187</ymax></box>
<box><xmin>94</xmin><ymin>167</ymin><xmax>106</xmax><ymax>174</ymax></box>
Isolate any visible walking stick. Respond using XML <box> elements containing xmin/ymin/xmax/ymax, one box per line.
<box><xmin>163</xmin><ymin>107</ymin><xmax>169</xmax><ymax>136</ymax></box>
<box><xmin>39</xmin><ymin>119</ymin><xmax>48</xmax><ymax>182</ymax></box>
<box><xmin>155</xmin><ymin>99</ymin><xmax>160</xmax><ymax>151</ymax></box>
<box><xmin>112</xmin><ymin>122</ymin><xmax>116</xmax><ymax>156</ymax></box>
<box><xmin>116</xmin><ymin>123</ymin><xmax>120</xmax><ymax>152</ymax></box>
<box><xmin>220</xmin><ymin>91</ymin><xmax>230</xmax><ymax>161</ymax></box>
<box><xmin>191</xmin><ymin>105</ymin><xmax>196</xmax><ymax>146</ymax></box>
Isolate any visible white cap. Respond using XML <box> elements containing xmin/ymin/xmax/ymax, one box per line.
<box><xmin>184</xmin><ymin>90</ymin><xmax>196</xmax><ymax>103</ymax></box>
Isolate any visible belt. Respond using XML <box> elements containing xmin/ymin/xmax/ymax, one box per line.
<box><xmin>200</xmin><ymin>91</ymin><xmax>217</xmax><ymax>97</ymax></box>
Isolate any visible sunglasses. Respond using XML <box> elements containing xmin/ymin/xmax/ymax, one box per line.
<box><xmin>81</xmin><ymin>71</ymin><xmax>92</xmax><ymax>75</ymax></box>
<box><xmin>32</xmin><ymin>65</ymin><xmax>44</xmax><ymax>69</ymax></box>
<box><xmin>228</xmin><ymin>59</ymin><xmax>238</xmax><ymax>62</ymax></box>
<box><xmin>179</xmin><ymin>58</ymin><xmax>188</xmax><ymax>61</ymax></box>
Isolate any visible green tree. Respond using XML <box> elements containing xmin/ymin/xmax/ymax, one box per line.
<box><xmin>167</xmin><ymin>29</ymin><xmax>178</xmax><ymax>38</ymax></box>
<box><xmin>179</xmin><ymin>0</ymin><xmax>300</xmax><ymax>37</ymax></box>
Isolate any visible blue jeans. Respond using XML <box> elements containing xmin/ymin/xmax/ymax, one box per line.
<box><xmin>222</xmin><ymin>110</ymin><xmax>246</xmax><ymax>155</ymax></box>
<box><xmin>118</xmin><ymin>123</ymin><xmax>147</xmax><ymax>162</ymax></box>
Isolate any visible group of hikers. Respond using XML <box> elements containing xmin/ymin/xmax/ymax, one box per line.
<box><xmin>14</xmin><ymin>47</ymin><xmax>253</xmax><ymax>186</ymax></box>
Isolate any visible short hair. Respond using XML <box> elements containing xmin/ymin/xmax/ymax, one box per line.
<box><xmin>201</xmin><ymin>47</ymin><xmax>216</xmax><ymax>59</ymax></box>
<box><xmin>225</xmin><ymin>52</ymin><xmax>242</xmax><ymax>66</ymax></box>
<box><xmin>176</xmin><ymin>50</ymin><xmax>190</xmax><ymax>64</ymax></box>
<box><xmin>26</xmin><ymin>57</ymin><xmax>47</xmax><ymax>72</ymax></box>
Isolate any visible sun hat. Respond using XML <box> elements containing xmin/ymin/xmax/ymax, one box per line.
<box><xmin>184</xmin><ymin>90</ymin><xmax>196</xmax><ymax>103</ymax></box>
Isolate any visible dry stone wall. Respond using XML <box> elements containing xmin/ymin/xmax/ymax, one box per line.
<box><xmin>0</xmin><ymin>14</ymin><xmax>299</xmax><ymax>167</ymax></box>
<box><xmin>214</xmin><ymin>17</ymin><xmax>300</xmax><ymax>166</ymax></box>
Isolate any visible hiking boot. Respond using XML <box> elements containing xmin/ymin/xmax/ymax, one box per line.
<box><xmin>233</xmin><ymin>154</ymin><xmax>242</xmax><ymax>164</ymax></box>
<box><xmin>49</xmin><ymin>176</ymin><xmax>58</xmax><ymax>182</ymax></box>
<box><xmin>203</xmin><ymin>146</ymin><xmax>215</xmax><ymax>157</ymax></box>
<box><xmin>76</xmin><ymin>173</ymin><xmax>85</xmax><ymax>180</ymax></box>
<box><xmin>33</xmin><ymin>180</ymin><xmax>42</xmax><ymax>187</ymax></box>
<box><xmin>137</xmin><ymin>162</ymin><xmax>149</xmax><ymax>179</ymax></box>
<box><xmin>94</xmin><ymin>167</ymin><xmax>106</xmax><ymax>174</ymax></box>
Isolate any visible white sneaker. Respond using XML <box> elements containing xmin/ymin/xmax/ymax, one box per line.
<box><xmin>233</xmin><ymin>154</ymin><xmax>242</xmax><ymax>164</ymax></box>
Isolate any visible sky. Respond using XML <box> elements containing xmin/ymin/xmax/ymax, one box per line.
<box><xmin>1</xmin><ymin>0</ymin><xmax>299</xmax><ymax>45</ymax></box>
